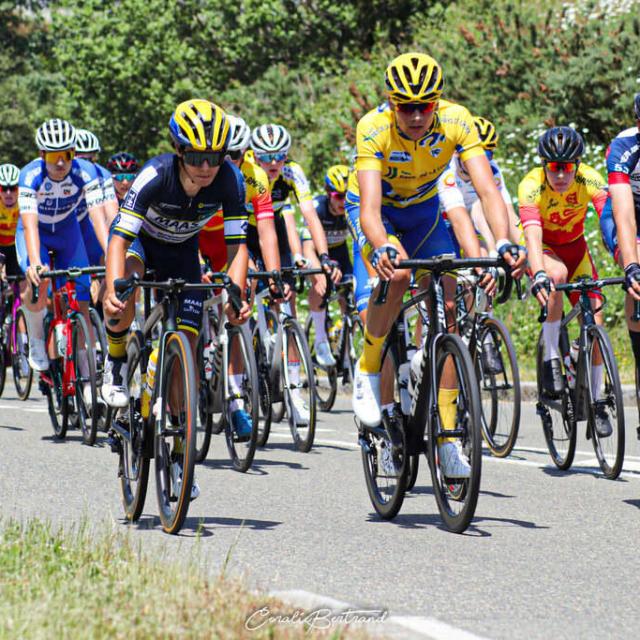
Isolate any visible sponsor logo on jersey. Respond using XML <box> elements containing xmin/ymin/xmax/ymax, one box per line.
<box><xmin>45</xmin><ymin>182</ymin><xmax>52</xmax><ymax>190</ymax></box>
<box><xmin>389</xmin><ymin>151</ymin><xmax>412</xmax><ymax>163</ymax></box>
<box><xmin>565</xmin><ymin>192</ymin><xmax>579</xmax><ymax>206</ymax></box>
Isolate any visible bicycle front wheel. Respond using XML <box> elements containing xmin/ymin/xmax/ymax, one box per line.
<box><xmin>426</xmin><ymin>334</ymin><xmax>482</xmax><ymax>533</ymax></box>
<box><xmin>73</xmin><ymin>314</ymin><xmax>98</xmax><ymax>446</ymax></box>
<box><xmin>252</xmin><ymin>324</ymin><xmax>272</xmax><ymax>447</ymax></box>
<box><xmin>473</xmin><ymin>317</ymin><xmax>521</xmax><ymax>457</ymax></box>
<box><xmin>12</xmin><ymin>307</ymin><xmax>33</xmax><ymax>400</ymax></box>
<box><xmin>586</xmin><ymin>325</ymin><xmax>625</xmax><ymax>479</ymax></box>
<box><xmin>304</xmin><ymin>314</ymin><xmax>337</xmax><ymax>412</ymax></box>
<box><xmin>195</xmin><ymin>330</ymin><xmax>213</xmax><ymax>463</ymax></box>
<box><xmin>154</xmin><ymin>331</ymin><xmax>198</xmax><ymax>534</ymax></box>
<box><xmin>283</xmin><ymin>319</ymin><xmax>316</xmax><ymax>452</ymax></box>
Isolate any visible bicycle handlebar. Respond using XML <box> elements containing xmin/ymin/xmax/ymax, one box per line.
<box><xmin>30</xmin><ymin>265</ymin><xmax>105</xmax><ymax>305</ymax></box>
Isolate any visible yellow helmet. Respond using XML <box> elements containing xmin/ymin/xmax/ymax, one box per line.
<box><xmin>324</xmin><ymin>164</ymin><xmax>350</xmax><ymax>193</ymax></box>
<box><xmin>169</xmin><ymin>99</ymin><xmax>229</xmax><ymax>151</ymax></box>
<box><xmin>385</xmin><ymin>53</ymin><xmax>444</xmax><ymax>104</ymax></box>
<box><xmin>474</xmin><ymin>116</ymin><xmax>499</xmax><ymax>151</ymax></box>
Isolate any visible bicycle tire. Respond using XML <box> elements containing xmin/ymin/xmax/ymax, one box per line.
<box><xmin>473</xmin><ymin>317</ymin><xmax>521</xmax><ymax>457</ymax></box>
<box><xmin>347</xmin><ymin>314</ymin><xmax>365</xmax><ymax>383</ymax></box>
<box><xmin>304</xmin><ymin>314</ymin><xmax>338</xmax><ymax>412</ymax></box>
<box><xmin>89</xmin><ymin>306</ymin><xmax>110</xmax><ymax>433</ymax></box>
<box><xmin>72</xmin><ymin>314</ymin><xmax>99</xmax><ymax>446</ymax></box>
<box><xmin>12</xmin><ymin>307</ymin><xmax>33</xmax><ymax>400</ymax></box>
<box><xmin>46</xmin><ymin>357</ymin><xmax>70</xmax><ymax>440</ymax></box>
<box><xmin>154</xmin><ymin>331</ymin><xmax>197</xmax><ymax>535</ymax></box>
<box><xmin>586</xmin><ymin>325</ymin><xmax>625</xmax><ymax>479</ymax></box>
<box><xmin>223</xmin><ymin>325</ymin><xmax>260</xmax><ymax>472</ymax></box>
<box><xmin>265</xmin><ymin>309</ymin><xmax>285</xmax><ymax>423</ymax></box>
<box><xmin>536</xmin><ymin>330</ymin><xmax>576</xmax><ymax>470</ymax></box>
<box><xmin>425</xmin><ymin>333</ymin><xmax>482</xmax><ymax>533</ymax></box>
<box><xmin>283</xmin><ymin>319</ymin><xmax>317</xmax><ymax>452</ymax></box>
<box><xmin>119</xmin><ymin>331</ymin><xmax>150</xmax><ymax>522</ymax></box>
<box><xmin>0</xmin><ymin>330</ymin><xmax>6</xmax><ymax>398</ymax></box>
<box><xmin>253</xmin><ymin>326</ymin><xmax>272</xmax><ymax>447</ymax></box>
<box><xmin>195</xmin><ymin>330</ymin><xmax>213</xmax><ymax>463</ymax></box>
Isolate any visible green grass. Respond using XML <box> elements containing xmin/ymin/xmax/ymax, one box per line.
<box><xmin>0</xmin><ymin>519</ymin><xmax>369</xmax><ymax>639</ymax></box>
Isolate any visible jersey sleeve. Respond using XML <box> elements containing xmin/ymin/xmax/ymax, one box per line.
<box><xmin>518</xmin><ymin>171</ymin><xmax>543</xmax><ymax>230</ymax></box>
<box><xmin>451</xmin><ymin>106</ymin><xmax>484</xmax><ymax>162</ymax></box>
<box><xmin>437</xmin><ymin>163</ymin><xmax>465</xmax><ymax>212</ymax></box>
<box><xmin>284</xmin><ymin>162</ymin><xmax>312</xmax><ymax>204</ymax></box>
<box><xmin>606</xmin><ymin>137</ymin><xmax>640</xmax><ymax>185</ymax></box>
<box><xmin>354</xmin><ymin>111</ymin><xmax>388</xmax><ymax>172</ymax></box>
<box><xmin>221</xmin><ymin>162</ymin><xmax>247</xmax><ymax>245</ymax></box>
<box><xmin>582</xmin><ymin>165</ymin><xmax>608</xmax><ymax>217</ymax></box>
<box><xmin>244</xmin><ymin>163</ymin><xmax>274</xmax><ymax>222</ymax></box>
<box><xmin>112</xmin><ymin>163</ymin><xmax>161</xmax><ymax>241</ymax></box>
<box><xmin>18</xmin><ymin>166</ymin><xmax>39</xmax><ymax>217</ymax></box>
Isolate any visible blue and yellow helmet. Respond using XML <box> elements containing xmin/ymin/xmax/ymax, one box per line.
<box><xmin>385</xmin><ymin>53</ymin><xmax>444</xmax><ymax>104</ymax></box>
<box><xmin>169</xmin><ymin>99</ymin><xmax>229</xmax><ymax>152</ymax></box>
<box><xmin>324</xmin><ymin>164</ymin><xmax>349</xmax><ymax>193</ymax></box>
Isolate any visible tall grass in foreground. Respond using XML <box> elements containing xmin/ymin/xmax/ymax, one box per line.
<box><xmin>0</xmin><ymin>519</ymin><xmax>368</xmax><ymax>639</ymax></box>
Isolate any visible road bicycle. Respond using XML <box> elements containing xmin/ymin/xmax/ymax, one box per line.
<box><xmin>359</xmin><ymin>255</ymin><xmax>503</xmax><ymax>533</ymax></box>
<box><xmin>536</xmin><ymin>277</ymin><xmax>626</xmax><ymax>479</ymax></box>
<box><xmin>33</xmin><ymin>258</ymin><xmax>104</xmax><ymax>445</ymax></box>
<box><xmin>194</xmin><ymin>273</ymin><xmax>259</xmax><ymax>472</ymax></box>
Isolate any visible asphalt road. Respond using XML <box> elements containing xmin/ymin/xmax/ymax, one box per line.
<box><xmin>2</xmin><ymin>380</ymin><xmax>640</xmax><ymax>639</ymax></box>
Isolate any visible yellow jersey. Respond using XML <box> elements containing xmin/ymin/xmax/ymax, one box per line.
<box><xmin>348</xmin><ymin>99</ymin><xmax>485</xmax><ymax>208</ymax></box>
<box><xmin>0</xmin><ymin>201</ymin><xmax>19</xmax><ymax>247</ymax></box>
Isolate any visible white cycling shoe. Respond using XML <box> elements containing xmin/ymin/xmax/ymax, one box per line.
<box><xmin>28</xmin><ymin>338</ymin><xmax>49</xmax><ymax>372</ymax></box>
<box><xmin>438</xmin><ymin>441</ymin><xmax>471</xmax><ymax>479</ymax></box>
<box><xmin>170</xmin><ymin>462</ymin><xmax>200</xmax><ymax>501</ymax></box>
<box><xmin>101</xmin><ymin>357</ymin><xmax>129</xmax><ymax>408</ymax></box>
<box><xmin>290</xmin><ymin>391</ymin><xmax>310</xmax><ymax>425</ymax></box>
<box><xmin>315</xmin><ymin>340</ymin><xmax>336</xmax><ymax>367</ymax></box>
<box><xmin>352</xmin><ymin>359</ymin><xmax>382</xmax><ymax>427</ymax></box>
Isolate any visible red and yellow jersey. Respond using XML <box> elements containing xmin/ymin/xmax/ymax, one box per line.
<box><xmin>0</xmin><ymin>201</ymin><xmax>19</xmax><ymax>246</ymax></box>
<box><xmin>518</xmin><ymin>163</ymin><xmax>608</xmax><ymax>245</ymax></box>
<box><xmin>347</xmin><ymin>99</ymin><xmax>484</xmax><ymax>208</ymax></box>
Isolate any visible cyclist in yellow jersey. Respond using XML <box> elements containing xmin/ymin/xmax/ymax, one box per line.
<box><xmin>0</xmin><ymin>164</ymin><xmax>21</xmax><ymax>277</ymax></box>
<box><xmin>348</xmin><ymin>52</ymin><xmax>523</xmax><ymax>478</ymax></box>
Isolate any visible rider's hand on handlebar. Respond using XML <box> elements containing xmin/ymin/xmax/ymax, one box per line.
<box><xmin>320</xmin><ymin>253</ymin><xmax>342</xmax><ymax>284</ymax></box>
<box><xmin>497</xmin><ymin>240</ymin><xmax>527</xmax><ymax>279</ymax></box>
<box><xmin>531</xmin><ymin>269</ymin><xmax>552</xmax><ymax>306</ymax></box>
<box><xmin>104</xmin><ymin>286</ymin><xmax>127</xmax><ymax>318</ymax></box>
<box><xmin>370</xmin><ymin>243</ymin><xmax>399</xmax><ymax>281</ymax></box>
<box><xmin>624</xmin><ymin>262</ymin><xmax>640</xmax><ymax>301</ymax></box>
<box><xmin>26</xmin><ymin>264</ymin><xmax>45</xmax><ymax>287</ymax></box>
<box><xmin>224</xmin><ymin>298</ymin><xmax>251</xmax><ymax>326</ymax></box>
<box><xmin>293</xmin><ymin>253</ymin><xmax>311</xmax><ymax>269</ymax></box>
<box><xmin>476</xmin><ymin>267</ymin><xmax>497</xmax><ymax>297</ymax></box>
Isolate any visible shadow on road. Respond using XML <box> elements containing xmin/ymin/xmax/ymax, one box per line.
<box><xmin>623</xmin><ymin>499</ymin><xmax>640</xmax><ymax>509</ymax></box>
<box><xmin>201</xmin><ymin>457</ymin><xmax>308</xmax><ymax>475</ymax></box>
<box><xmin>0</xmin><ymin>424</ymin><xmax>24</xmax><ymax>431</ymax></box>
<box><xmin>127</xmin><ymin>514</ymin><xmax>283</xmax><ymax>538</ymax></box>
<box><xmin>541</xmin><ymin>466</ymin><xmax>629</xmax><ymax>482</ymax></box>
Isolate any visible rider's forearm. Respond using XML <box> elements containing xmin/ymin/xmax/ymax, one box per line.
<box><xmin>226</xmin><ymin>243</ymin><xmax>248</xmax><ymax>293</ymax></box>
<box><xmin>283</xmin><ymin>213</ymin><xmax>303</xmax><ymax>257</ymax></box>
<box><xmin>610</xmin><ymin>184</ymin><xmax>638</xmax><ymax>267</ymax></box>
<box><xmin>104</xmin><ymin>199</ymin><xmax>119</xmax><ymax>227</ymax></box>
<box><xmin>22</xmin><ymin>213</ymin><xmax>42</xmax><ymax>266</ymax></box>
<box><xmin>88</xmin><ymin>205</ymin><xmax>109</xmax><ymax>251</ymax></box>
<box><xmin>469</xmin><ymin>200</ymin><xmax>496</xmax><ymax>252</ymax></box>
<box><xmin>524</xmin><ymin>225</ymin><xmax>545</xmax><ymax>274</ymax></box>
<box><xmin>105</xmin><ymin>234</ymin><xmax>128</xmax><ymax>290</ymax></box>
<box><xmin>256</xmin><ymin>218</ymin><xmax>281</xmax><ymax>272</ymax></box>
<box><xmin>300</xmin><ymin>201</ymin><xmax>329</xmax><ymax>255</ymax></box>
<box><xmin>448</xmin><ymin>206</ymin><xmax>483</xmax><ymax>257</ymax></box>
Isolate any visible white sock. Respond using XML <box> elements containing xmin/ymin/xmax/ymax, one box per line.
<box><xmin>591</xmin><ymin>364</ymin><xmax>603</xmax><ymax>401</ymax></box>
<box><xmin>229</xmin><ymin>374</ymin><xmax>244</xmax><ymax>412</ymax></box>
<box><xmin>542</xmin><ymin>320</ymin><xmax>561</xmax><ymax>361</ymax></box>
<box><xmin>23</xmin><ymin>307</ymin><xmax>46</xmax><ymax>341</ymax></box>
<box><xmin>311</xmin><ymin>310</ymin><xmax>327</xmax><ymax>344</ymax></box>
<box><xmin>381</xmin><ymin>402</ymin><xmax>395</xmax><ymax>415</ymax></box>
<box><xmin>288</xmin><ymin>361</ymin><xmax>301</xmax><ymax>397</ymax></box>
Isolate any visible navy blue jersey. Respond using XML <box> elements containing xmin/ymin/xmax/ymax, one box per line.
<box><xmin>112</xmin><ymin>153</ymin><xmax>247</xmax><ymax>245</ymax></box>
<box><xmin>304</xmin><ymin>195</ymin><xmax>349</xmax><ymax>248</ymax></box>
<box><xmin>607</xmin><ymin>126</ymin><xmax>640</xmax><ymax>211</ymax></box>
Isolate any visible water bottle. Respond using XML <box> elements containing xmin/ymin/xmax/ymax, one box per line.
<box><xmin>54</xmin><ymin>323</ymin><xmax>66</xmax><ymax>358</ymax></box>
<box><xmin>564</xmin><ymin>354</ymin><xmax>576</xmax><ymax>389</ymax></box>
<box><xmin>410</xmin><ymin>347</ymin><xmax>423</xmax><ymax>391</ymax></box>
<box><xmin>398</xmin><ymin>361</ymin><xmax>412</xmax><ymax>415</ymax></box>
<box><xmin>203</xmin><ymin>342</ymin><xmax>214</xmax><ymax>380</ymax></box>
<box><xmin>570</xmin><ymin>340</ymin><xmax>579</xmax><ymax>367</ymax></box>
<box><xmin>141</xmin><ymin>348</ymin><xmax>158</xmax><ymax>418</ymax></box>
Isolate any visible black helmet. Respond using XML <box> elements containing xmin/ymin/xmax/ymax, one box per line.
<box><xmin>537</xmin><ymin>126</ymin><xmax>584</xmax><ymax>162</ymax></box>
<box><xmin>634</xmin><ymin>93</ymin><xmax>640</xmax><ymax>120</ymax></box>
<box><xmin>106</xmin><ymin>152</ymin><xmax>139</xmax><ymax>173</ymax></box>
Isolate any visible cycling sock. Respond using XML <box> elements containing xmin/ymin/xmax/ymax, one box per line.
<box><xmin>106</xmin><ymin>327</ymin><xmax>128</xmax><ymax>359</ymax></box>
<box><xmin>310</xmin><ymin>310</ymin><xmax>327</xmax><ymax>344</ymax></box>
<box><xmin>22</xmin><ymin>307</ymin><xmax>45</xmax><ymax>341</ymax></box>
<box><xmin>381</xmin><ymin>402</ymin><xmax>395</xmax><ymax>415</ymax></box>
<box><xmin>629</xmin><ymin>330</ymin><xmax>640</xmax><ymax>369</ymax></box>
<box><xmin>229</xmin><ymin>374</ymin><xmax>244</xmax><ymax>412</ymax></box>
<box><xmin>438</xmin><ymin>387</ymin><xmax>458</xmax><ymax>443</ymax></box>
<box><xmin>288</xmin><ymin>360</ymin><xmax>301</xmax><ymax>389</ymax></box>
<box><xmin>591</xmin><ymin>364</ymin><xmax>603</xmax><ymax>401</ymax></box>
<box><xmin>360</xmin><ymin>327</ymin><xmax>385</xmax><ymax>374</ymax></box>
<box><xmin>542</xmin><ymin>320</ymin><xmax>561</xmax><ymax>360</ymax></box>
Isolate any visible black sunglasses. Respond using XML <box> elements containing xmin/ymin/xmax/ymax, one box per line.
<box><xmin>182</xmin><ymin>150</ymin><xmax>226</xmax><ymax>167</ymax></box>
<box><xmin>226</xmin><ymin>149</ymin><xmax>244</xmax><ymax>161</ymax></box>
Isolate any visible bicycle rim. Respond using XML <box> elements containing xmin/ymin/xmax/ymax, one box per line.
<box><xmin>73</xmin><ymin>314</ymin><xmax>98</xmax><ymax>446</ymax></box>
<box><xmin>304</xmin><ymin>314</ymin><xmax>337</xmax><ymax>412</ymax></box>
<box><xmin>195</xmin><ymin>330</ymin><xmax>213</xmax><ymax>463</ymax></box>
<box><xmin>12</xmin><ymin>307</ymin><xmax>33</xmax><ymax>400</ymax></box>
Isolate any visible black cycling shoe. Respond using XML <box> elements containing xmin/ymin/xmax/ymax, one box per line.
<box><xmin>542</xmin><ymin>358</ymin><xmax>564</xmax><ymax>396</ymax></box>
<box><xmin>481</xmin><ymin>339</ymin><xmax>503</xmax><ymax>375</ymax></box>
<box><xmin>594</xmin><ymin>401</ymin><xmax>613</xmax><ymax>438</ymax></box>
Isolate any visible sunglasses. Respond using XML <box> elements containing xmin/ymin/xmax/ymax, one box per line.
<box><xmin>545</xmin><ymin>161</ymin><xmax>578</xmax><ymax>173</ymax></box>
<box><xmin>255</xmin><ymin>152</ymin><xmax>287</xmax><ymax>163</ymax></box>
<box><xmin>182</xmin><ymin>150</ymin><xmax>226</xmax><ymax>167</ymax></box>
<box><xmin>44</xmin><ymin>150</ymin><xmax>75</xmax><ymax>164</ymax></box>
<box><xmin>113</xmin><ymin>173</ymin><xmax>136</xmax><ymax>182</ymax></box>
<box><xmin>0</xmin><ymin>185</ymin><xmax>18</xmax><ymax>193</ymax></box>
<box><xmin>395</xmin><ymin>101</ymin><xmax>437</xmax><ymax>115</ymax></box>
<box><xmin>329</xmin><ymin>191</ymin><xmax>346</xmax><ymax>200</ymax></box>
<box><xmin>227</xmin><ymin>149</ymin><xmax>244</xmax><ymax>161</ymax></box>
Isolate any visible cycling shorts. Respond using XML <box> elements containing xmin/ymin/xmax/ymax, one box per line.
<box><xmin>16</xmin><ymin>217</ymin><xmax>91</xmax><ymax>301</ymax></box>
<box><xmin>79</xmin><ymin>215</ymin><xmax>104</xmax><ymax>266</ymax></box>
<box><xmin>0</xmin><ymin>244</ymin><xmax>21</xmax><ymax>277</ymax></box>
<box><xmin>543</xmin><ymin>236</ymin><xmax>600</xmax><ymax>304</ymax></box>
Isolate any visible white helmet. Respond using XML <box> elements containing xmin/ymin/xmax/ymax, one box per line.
<box><xmin>35</xmin><ymin>118</ymin><xmax>76</xmax><ymax>151</ymax></box>
<box><xmin>250</xmin><ymin>124</ymin><xmax>291</xmax><ymax>154</ymax></box>
<box><xmin>227</xmin><ymin>115</ymin><xmax>251</xmax><ymax>152</ymax></box>
<box><xmin>75</xmin><ymin>128</ymin><xmax>101</xmax><ymax>154</ymax></box>
<box><xmin>0</xmin><ymin>163</ymin><xmax>20</xmax><ymax>186</ymax></box>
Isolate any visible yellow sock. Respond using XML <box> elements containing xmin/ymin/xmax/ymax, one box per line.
<box><xmin>438</xmin><ymin>387</ymin><xmax>459</xmax><ymax>443</ymax></box>
<box><xmin>106</xmin><ymin>327</ymin><xmax>128</xmax><ymax>359</ymax></box>
<box><xmin>360</xmin><ymin>328</ymin><xmax>386</xmax><ymax>374</ymax></box>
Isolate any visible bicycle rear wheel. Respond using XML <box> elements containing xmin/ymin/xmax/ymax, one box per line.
<box><xmin>253</xmin><ymin>326</ymin><xmax>272</xmax><ymax>447</ymax></box>
<box><xmin>224</xmin><ymin>325</ymin><xmax>260</xmax><ymax>472</ymax></box>
<box><xmin>0</xmin><ymin>330</ymin><xmax>6</xmax><ymax>398</ymax></box>
<box><xmin>89</xmin><ymin>306</ymin><xmax>110</xmax><ymax>432</ymax></box>
<box><xmin>11</xmin><ymin>307</ymin><xmax>33</xmax><ymax>400</ymax></box>
<box><xmin>304</xmin><ymin>314</ymin><xmax>338</xmax><ymax>412</ymax></box>
<box><xmin>426</xmin><ymin>333</ymin><xmax>482</xmax><ymax>533</ymax></box>
<box><xmin>45</xmin><ymin>357</ymin><xmax>70</xmax><ymax>440</ymax></box>
<box><xmin>283</xmin><ymin>319</ymin><xmax>316</xmax><ymax>452</ymax></box>
<box><xmin>119</xmin><ymin>331</ymin><xmax>150</xmax><ymax>521</ymax></box>
<box><xmin>536</xmin><ymin>330</ymin><xmax>576</xmax><ymax>470</ymax></box>
<box><xmin>347</xmin><ymin>314</ymin><xmax>365</xmax><ymax>383</ymax></box>
<box><xmin>154</xmin><ymin>331</ymin><xmax>197</xmax><ymax>534</ymax></box>
<box><xmin>473</xmin><ymin>317</ymin><xmax>521</xmax><ymax>457</ymax></box>
<box><xmin>586</xmin><ymin>326</ymin><xmax>625</xmax><ymax>479</ymax></box>
<box><xmin>73</xmin><ymin>314</ymin><xmax>98</xmax><ymax>446</ymax></box>
<box><xmin>195</xmin><ymin>330</ymin><xmax>213</xmax><ymax>463</ymax></box>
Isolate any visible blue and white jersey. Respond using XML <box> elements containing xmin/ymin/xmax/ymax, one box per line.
<box><xmin>606</xmin><ymin>126</ymin><xmax>640</xmax><ymax>210</ymax></box>
<box><xmin>437</xmin><ymin>156</ymin><xmax>512</xmax><ymax>213</ymax></box>
<box><xmin>18</xmin><ymin>158</ymin><xmax>103</xmax><ymax>231</ymax></box>
<box><xmin>76</xmin><ymin>162</ymin><xmax>117</xmax><ymax>222</ymax></box>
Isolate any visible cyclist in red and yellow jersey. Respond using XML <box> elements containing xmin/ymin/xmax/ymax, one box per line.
<box><xmin>0</xmin><ymin>163</ymin><xmax>21</xmax><ymax>276</ymax></box>
<box><xmin>521</xmin><ymin>126</ymin><xmax>612</xmax><ymax>437</ymax></box>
